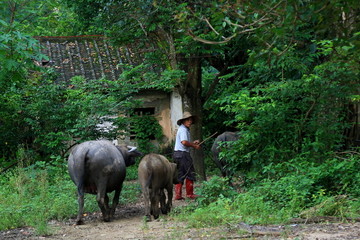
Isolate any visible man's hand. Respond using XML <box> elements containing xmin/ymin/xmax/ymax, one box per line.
<box><xmin>193</xmin><ymin>140</ymin><xmax>201</xmax><ymax>149</ymax></box>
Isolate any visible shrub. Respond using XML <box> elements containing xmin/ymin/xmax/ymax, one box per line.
<box><xmin>196</xmin><ymin>176</ymin><xmax>237</xmax><ymax>206</ymax></box>
<box><xmin>180</xmin><ymin>191</ymin><xmax>289</xmax><ymax>228</ymax></box>
<box><xmin>249</xmin><ymin>175</ymin><xmax>314</xmax><ymax>212</ymax></box>
<box><xmin>181</xmin><ymin>197</ymin><xmax>241</xmax><ymax>228</ymax></box>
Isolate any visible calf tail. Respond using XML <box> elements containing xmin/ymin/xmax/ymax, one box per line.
<box><xmin>145</xmin><ymin>168</ymin><xmax>153</xmax><ymax>189</ymax></box>
<box><xmin>139</xmin><ymin>160</ymin><xmax>154</xmax><ymax>191</ymax></box>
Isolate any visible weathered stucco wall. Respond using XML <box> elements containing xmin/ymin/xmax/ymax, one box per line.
<box><xmin>135</xmin><ymin>90</ymin><xmax>172</xmax><ymax>142</ymax></box>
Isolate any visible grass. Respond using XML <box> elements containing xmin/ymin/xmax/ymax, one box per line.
<box><xmin>1</xmin><ymin>156</ymin><xmax>359</xmax><ymax>235</ymax></box>
<box><xmin>175</xmin><ymin>176</ymin><xmax>360</xmax><ymax>229</ymax></box>
<box><xmin>0</xmin><ymin>166</ymin><xmax>74</xmax><ymax>234</ymax></box>
<box><xmin>176</xmin><ymin>194</ymin><xmax>289</xmax><ymax>228</ymax></box>
<box><xmin>0</xmin><ymin>161</ymin><xmax>141</xmax><ymax>234</ymax></box>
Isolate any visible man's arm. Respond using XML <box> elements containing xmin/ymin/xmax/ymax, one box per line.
<box><xmin>181</xmin><ymin>140</ymin><xmax>201</xmax><ymax>149</ymax></box>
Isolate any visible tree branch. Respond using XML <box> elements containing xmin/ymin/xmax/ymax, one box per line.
<box><xmin>188</xmin><ymin>1</ymin><xmax>283</xmax><ymax>45</ymax></box>
<box><xmin>204</xmin><ymin>17</ymin><xmax>221</xmax><ymax>36</ymax></box>
<box><xmin>131</xmin><ymin>16</ymin><xmax>148</xmax><ymax>36</ymax></box>
<box><xmin>187</xmin><ymin>30</ymin><xmax>237</xmax><ymax>44</ymax></box>
<box><xmin>204</xmin><ymin>64</ymin><xmax>229</xmax><ymax>103</ymax></box>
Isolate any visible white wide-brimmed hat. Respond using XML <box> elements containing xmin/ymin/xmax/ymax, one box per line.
<box><xmin>177</xmin><ymin>112</ymin><xmax>197</xmax><ymax>125</ymax></box>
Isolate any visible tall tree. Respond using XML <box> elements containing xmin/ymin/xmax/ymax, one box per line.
<box><xmin>0</xmin><ymin>0</ymin><xmax>78</xmax><ymax>36</ymax></box>
<box><xmin>60</xmin><ymin>0</ymin><xmax>360</xmax><ymax>179</ymax></box>
<box><xmin>60</xmin><ymin>0</ymin><xmax>213</xmax><ymax>179</ymax></box>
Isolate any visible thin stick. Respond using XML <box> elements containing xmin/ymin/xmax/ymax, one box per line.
<box><xmin>198</xmin><ymin>132</ymin><xmax>218</xmax><ymax>145</ymax></box>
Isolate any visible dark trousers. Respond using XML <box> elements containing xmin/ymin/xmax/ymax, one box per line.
<box><xmin>173</xmin><ymin>151</ymin><xmax>196</xmax><ymax>183</ymax></box>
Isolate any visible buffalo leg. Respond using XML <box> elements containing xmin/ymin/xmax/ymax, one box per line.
<box><xmin>96</xmin><ymin>187</ymin><xmax>110</xmax><ymax>222</ymax></box>
<box><xmin>110</xmin><ymin>186</ymin><xmax>122</xmax><ymax>219</ymax></box>
<box><xmin>219</xmin><ymin>160</ymin><xmax>234</xmax><ymax>186</ymax></box>
<box><xmin>104</xmin><ymin>193</ymin><xmax>109</xmax><ymax>208</ymax></box>
<box><xmin>76</xmin><ymin>187</ymin><xmax>85</xmax><ymax>225</ymax></box>
<box><xmin>213</xmin><ymin>153</ymin><xmax>227</xmax><ymax>177</ymax></box>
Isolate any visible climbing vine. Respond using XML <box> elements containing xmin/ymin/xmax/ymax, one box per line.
<box><xmin>130</xmin><ymin>115</ymin><xmax>163</xmax><ymax>154</ymax></box>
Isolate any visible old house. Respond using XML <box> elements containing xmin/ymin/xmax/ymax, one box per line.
<box><xmin>35</xmin><ymin>35</ymin><xmax>183</xmax><ymax>147</ymax></box>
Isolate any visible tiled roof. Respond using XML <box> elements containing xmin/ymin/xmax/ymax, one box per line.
<box><xmin>35</xmin><ymin>35</ymin><xmax>144</xmax><ymax>82</ymax></box>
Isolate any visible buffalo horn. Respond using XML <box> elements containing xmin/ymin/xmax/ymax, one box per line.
<box><xmin>128</xmin><ymin>146</ymin><xmax>137</xmax><ymax>152</ymax></box>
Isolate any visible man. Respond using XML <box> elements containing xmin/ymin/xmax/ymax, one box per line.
<box><xmin>173</xmin><ymin>112</ymin><xmax>201</xmax><ymax>200</ymax></box>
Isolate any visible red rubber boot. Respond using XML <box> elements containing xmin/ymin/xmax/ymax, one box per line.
<box><xmin>175</xmin><ymin>183</ymin><xmax>184</xmax><ymax>200</ymax></box>
<box><xmin>185</xmin><ymin>179</ymin><xmax>199</xmax><ymax>199</ymax></box>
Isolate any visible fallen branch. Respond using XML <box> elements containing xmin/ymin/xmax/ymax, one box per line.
<box><xmin>1</xmin><ymin>161</ymin><xmax>18</xmax><ymax>174</ymax></box>
<box><xmin>236</xmin><ymin>222</ymin><xmax>283</xmax><ymax>236</ymax></box>
<box><xmin>290</xmin><ymin>216</ymin><xmax>360</xmax><ymax>224</ymax></box>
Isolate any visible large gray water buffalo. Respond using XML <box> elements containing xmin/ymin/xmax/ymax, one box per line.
<box><xmin>211</xmin><ymin>131</ymin><xmax>239</xmax><ymax>178</ymax></box>
<box><xmin>138</xmin><ymin>153</ymin><xmax>178</xmax><ymax>221</ymax></box>
<box><xmin>68</xmin><ymin>140</ymin><xmax>142</xmax><ymax>224</ymax></box>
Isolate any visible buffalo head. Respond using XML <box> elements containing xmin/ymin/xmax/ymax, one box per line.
<box><xmin>116</xmin><ymin>145</ymin><xmax>143</xmax><ymax>167</ymax></box>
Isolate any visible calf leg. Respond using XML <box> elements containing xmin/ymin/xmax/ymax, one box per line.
<box><xmin>142</xmin><ymin>187</ymin><xmax>151</xmax><ymax>221</ymax></box>
<box><xmin>150</xmin><ymin>189</ymin><xmax>160</xmax><ymax>219</ymax></box>
<box><xmin>165</xmin><ymin>185</ymin><xmax>173</xmax><ymax>213</ymax></box>
<box><xmin>160</xmin><ymin>190</ymin><xmax>167</xmax><ymax>214</ymax></box>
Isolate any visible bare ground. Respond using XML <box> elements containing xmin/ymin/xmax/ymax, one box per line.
<box><xmin>1</xmin><ymin>196</ymin><xmax>359</xmax><ymax>240</ymax></box>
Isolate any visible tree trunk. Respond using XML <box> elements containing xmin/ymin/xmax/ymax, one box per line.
<box><xmin>159</xmin><ymin>29</ymin><xmax>206</xmax><ymax>180</ymax></box>
<box><xmin>181</xmin><ymin>56</ymin><xmax>206</xmax><ymax>181</ymax></box>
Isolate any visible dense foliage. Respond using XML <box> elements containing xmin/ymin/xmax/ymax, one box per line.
<box><xmin>0</xmin><ymin>66</ymin><xmax>139</xmax><ymax>164</ymax></box>
<box><xmin>217</xmin><ymin>37</ymin><xmax>360</xmax><ymax>174</ymax></box>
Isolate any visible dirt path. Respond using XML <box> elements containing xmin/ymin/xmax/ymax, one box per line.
<box><xmin>45</xmin><ymin>200</ymin><xmax>193</xmax><ymax>240</ymax></box>
<box><xmin>2</xmin><ymin>198</ymin><xmax>360</xmax><ymax>240</ymax></box>
<box><xmin>1</xmin><ymin>187</ymin><xmax>359</xmax><ymax>240</ymax></box>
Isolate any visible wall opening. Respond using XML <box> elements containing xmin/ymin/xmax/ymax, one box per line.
<box><xmin>130</xmin><ymin>107</ymin><xmax>156</xmax><ymax>140</ymax></box>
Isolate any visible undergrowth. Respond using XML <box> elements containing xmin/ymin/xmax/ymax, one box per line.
<box><xmin>1</xmin><ymin>154</ymin><xmax>359</xmax><ymax>234</ymax></box>
<box><xmin>176</xmin><ymin>155</ymin><xmax>360</xmax><ymax>228</ymax></box>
